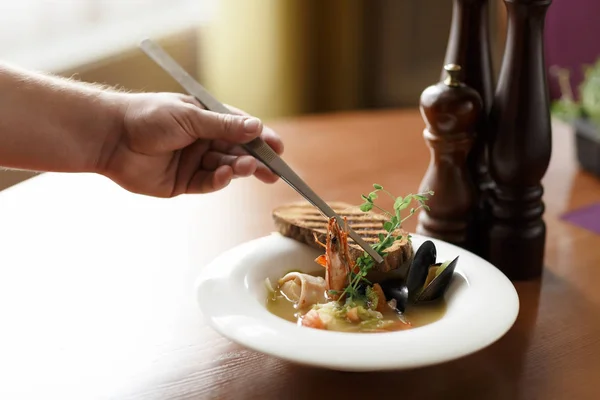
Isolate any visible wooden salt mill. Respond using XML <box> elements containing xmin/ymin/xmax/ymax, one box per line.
<box><xmin>487</xmin><ymin>0</ymin><xmax>553</xmax><ymax>280</ymax></box>
<box><xmin>416</xmin><ymin>64</ymin><xmax>483</xmax><ymax>247</ymax></box>
<box><xmin>441</xmin><ymin>0</ymin><xmax>495</xmax><ymax>256</ymax></box>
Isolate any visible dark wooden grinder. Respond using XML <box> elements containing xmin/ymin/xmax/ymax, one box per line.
<box><xmin>416</xmin><ymin>64</ymin><xmax>482</xmax><ymax>247</ymax></box>
<box><xmin>417</xmin><ymin>0</ymin><xmax>553</xmax><ymax>280</ymax></box>
<box><xmin>486</xmin><ymin>0</ymin><xmax>553</xmax><ymax>280</ymax></box>
<box><xmin>441</xmin><ymin>0</ymin><xmax>495</xmax><ymax>257</ymax></box>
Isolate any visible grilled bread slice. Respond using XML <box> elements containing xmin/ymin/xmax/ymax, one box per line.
<box><xmin>272</xmin><ymin>201</ymin><xmax>414</xmax><ymax>274</ymax></box>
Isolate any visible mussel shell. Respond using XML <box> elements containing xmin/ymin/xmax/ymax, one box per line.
<box><xmin>406</xmin><ymin>240</ymin><xmax>437</xmax><ymax>301</ymax></box>
<box><xmin>379</xmin><ymin>278</ymin><xmax>403</xmax><ymax>299</ymax></box>
<box><xmin>356</xmin><ymin>282</ymin><xmax>368</xmax><ymax>297</ymax></box>
<box><xmin>416</xmin><ymin>256</ymin><xmax>458</xmax><ymax>302</ymax></box>
<box><xmin>389</xmin><ymin>286</ymin><xmax>409</xmax><ymax>313</ymax></box>
<box><xmin>379</xmin><ymin>280</ymin><xmax>409</xmax><ymax>313</ymax></box>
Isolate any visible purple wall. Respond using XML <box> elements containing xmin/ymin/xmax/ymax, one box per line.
<box><xmin>544</xmin><ymin>0</ymin><xmax>600</xmax><ymax>100</ymax></box>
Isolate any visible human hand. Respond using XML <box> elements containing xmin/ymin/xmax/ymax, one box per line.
<box><xmin>99</xmin><ymin>92</ymin><xmax>283</xmax><ymax>197</ymax></box>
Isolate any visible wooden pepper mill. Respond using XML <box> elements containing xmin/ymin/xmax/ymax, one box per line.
<box><xmin>487</xmin><ymin>0</ymin><xmax>553</xmax><ymax>280</ymax></box>
<box><xmin>441</xmin><ymin>0</ymin><xmax>495</xmax><ymax>256</ymax></box>
<box><xmin>416</xmin><ymin>64</ymin><xmax>483</xmax><ymax>247</ymax></box>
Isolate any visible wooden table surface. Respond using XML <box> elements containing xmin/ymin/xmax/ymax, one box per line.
<box><xmin>0</xmin><ymin>109</ymin><xmax>599</xmax><ymax>400</ymax></box>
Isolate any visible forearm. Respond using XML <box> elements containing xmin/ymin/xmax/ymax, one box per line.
<box><xmin>0</xmin><ymin>62</ymin><xmax>125</xmax><ymax>173</ymax></box>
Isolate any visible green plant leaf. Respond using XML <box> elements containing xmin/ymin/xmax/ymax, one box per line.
<box><xmin>395</xmin><ymin>197</ymin><xmax>411</xmax><ymax>211</ymax></box>
<box><xmin>393</xmin><ymin>197</ymin><xmax>403</xmax><ymax>210</ymax></box>
<box><xmin>360</xmin><ymin>202</ymin><xmax>373</xmax><ymax>212</ymax></box>
<box><xmin>383</xmin><ymin>236</ymin><xmax>394</xmax><ymax>246</ymax></box>
<box><xmin>373</xmin><ymin>184</ymin><xmax>383</xmax><ymax>190</ymax></box>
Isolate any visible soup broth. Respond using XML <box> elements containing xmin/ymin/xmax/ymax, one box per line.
<box><xmin>266</xmin><ymin>270</ymin><xmax>447</xmax><ymax>333</ymax></box>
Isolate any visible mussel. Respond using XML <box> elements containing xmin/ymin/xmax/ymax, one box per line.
<box><xmin>380</xmin><ymin>240</ymin><xmax>457</xmax><ymax>313</ymax></box>
<box><xmin>406</xmin><ymin>240</ymin><xmax>437</xmax><ymax>302</ymax></box>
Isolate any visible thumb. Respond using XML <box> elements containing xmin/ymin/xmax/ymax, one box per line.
<box><xmin>191</xmin><ymin>107</ymin><xmax>263</xmax><ymax>143</ymax></box>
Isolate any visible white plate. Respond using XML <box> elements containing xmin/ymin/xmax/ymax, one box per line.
<box><xmin>195</xmin><ymin>233</ymin><xmax>519</xmax><ymax>371</ymax></box>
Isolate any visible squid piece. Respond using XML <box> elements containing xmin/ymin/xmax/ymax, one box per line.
<box><xmin>278</xmin><ymin>272</ymin><xmax>328</xmax><ymax>309</ymax></box>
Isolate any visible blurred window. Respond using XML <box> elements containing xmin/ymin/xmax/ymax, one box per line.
<box><xmin>0</xmin><ymin>0</ymin><xmax>213</xmax><ymax>71</ymax></box>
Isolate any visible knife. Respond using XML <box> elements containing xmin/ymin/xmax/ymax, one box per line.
<box><xmin>138</xmin><ymin>38</ymin><xmax>384</xmax><ymax>264</ymax></box>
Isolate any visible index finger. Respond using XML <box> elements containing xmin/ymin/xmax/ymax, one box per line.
<box><xmin>182</xmin><ymin>97</ymin><xmax>284</xmax><ymax>154</ymax></box>
<box><xmin>224</xmin><ymin>104</ymin><xmax>284</xmax><ymax>155</ymax></box>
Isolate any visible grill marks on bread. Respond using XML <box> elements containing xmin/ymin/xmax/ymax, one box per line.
<box><xmin>272</xmin><ymin>201</ymin><xmax>414</xmax><ymax>273</ymax></box>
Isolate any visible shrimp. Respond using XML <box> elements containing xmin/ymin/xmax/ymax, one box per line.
<box><xmin>313</xmin><ymin>217</ymin><xmax>355</xmax><ymax>299</ymax></box>
<box><xmin>300</xmin><ymin>309</ymin><xmax>326</xmax><ymax>329</ymax></box>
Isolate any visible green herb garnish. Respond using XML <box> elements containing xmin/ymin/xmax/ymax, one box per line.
<box><xmin>339</xmin><ymin>184</ymin><xmax>434</xmax><ymax>304</ymax></box>
<box><xmin>365</xmin><ymin>285</ymin><xmax>379</xmax><ymax>310</ymax></box>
